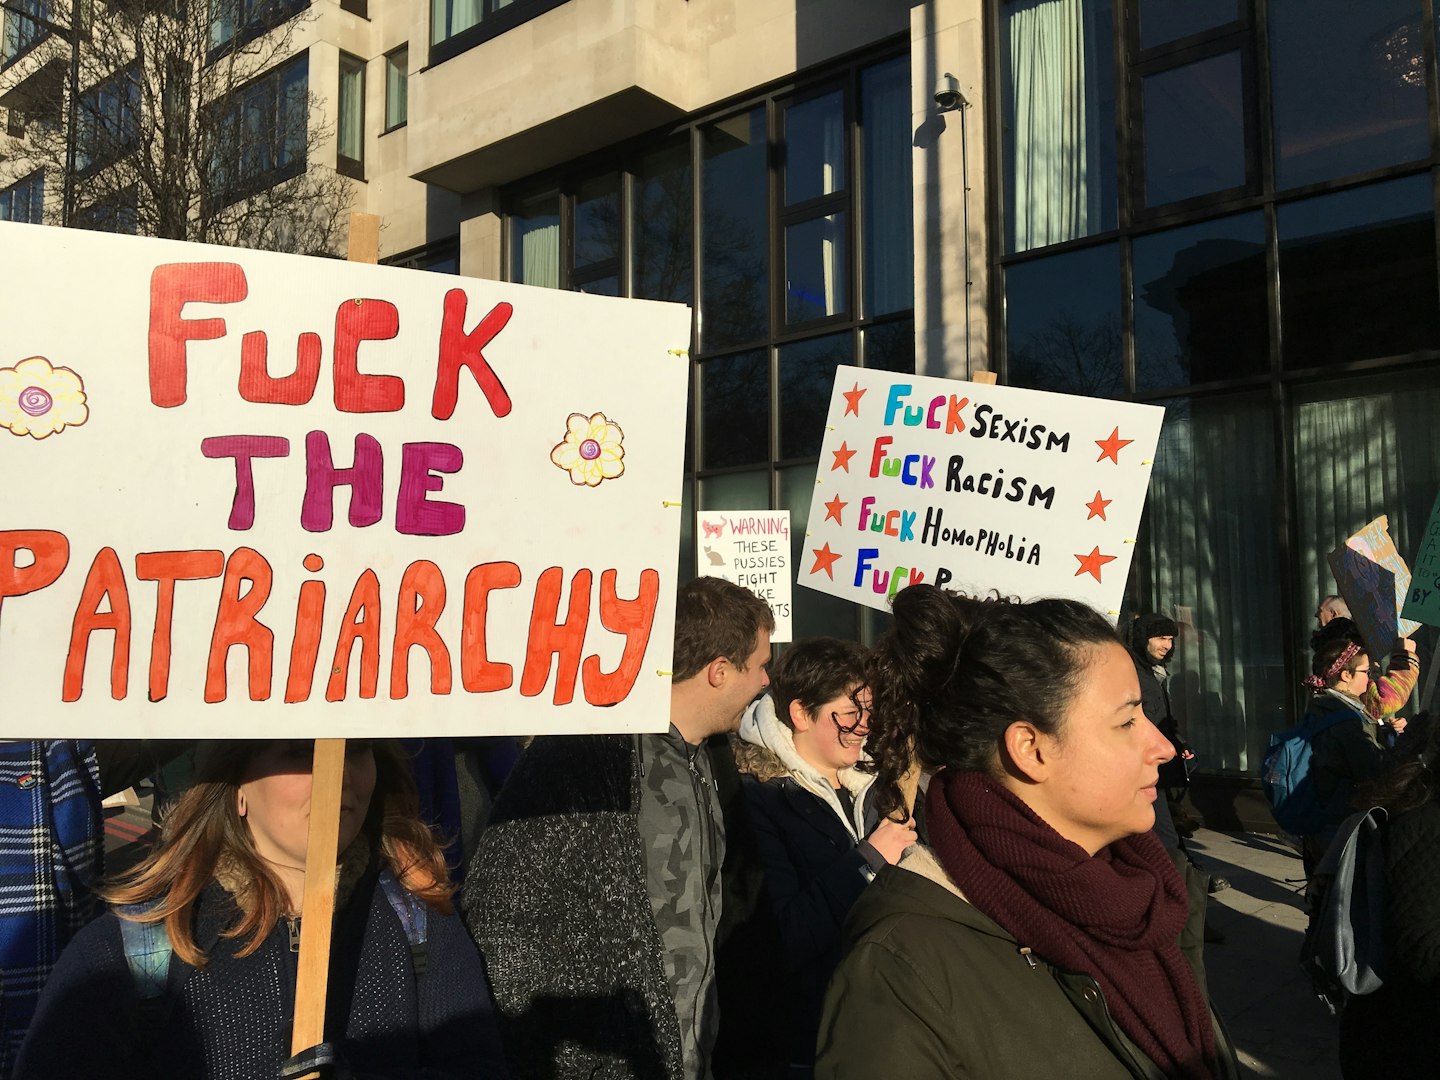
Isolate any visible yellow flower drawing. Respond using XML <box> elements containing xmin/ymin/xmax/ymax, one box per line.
<box><xmin>0</xmin><ymin>356</ymin><xmax>88</xmax><ymax>439</ymax></box>
<box><xmin>550</xmin><ymin>411</ymin><xmax>625</xmax><ymax>487</ymax></box>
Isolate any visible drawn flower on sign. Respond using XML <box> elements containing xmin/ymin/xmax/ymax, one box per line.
<box><xmin>0</xmin><ymin>356</ymin><xmax>89</xmax><ymax>439</ymax></box>
<box><xmin>550</xmin><ymin>411</ymin><xmax>625</xmax><ymax>487</ymax></box>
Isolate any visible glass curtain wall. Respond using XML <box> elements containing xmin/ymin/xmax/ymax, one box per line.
<box><xmin>996</xmin><ymin>0</ymin><xmax>1440</xmax><ymax>772</ymax></box>
<box><xmin>503</xmin><ymin>48</ymin><xmax>915</xmax><ymax>641</ymax></box>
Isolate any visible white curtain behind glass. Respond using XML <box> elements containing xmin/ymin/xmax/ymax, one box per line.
<box><xmin>520</xmin><ymin>222</ymin><xmax>559</xmax><ymax>289</ymax></box>
<box><xmin>1145</xmin><ymin>397</ymin><xmax>1287</xmax><ymax>772</ymax></box>
<box><xmin>339</xmin><ymin>66</ymin><xmax>363</xmax><ymax>162</ymax></box>
<box><xmin>821</xmin><ymin>108</ymin><xmax>842</xmax><ymax>316</ymax></box>
<box><xmin>1008</xmin><ymin>0</ymin><xmax>1090</xmax><ymax>251</ymax></box>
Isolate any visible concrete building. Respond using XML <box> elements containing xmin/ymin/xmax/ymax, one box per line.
<box><xmin>3</xmin><ymin>0</ymin><xmax>1438</xmax><ymax>806</ymax></box>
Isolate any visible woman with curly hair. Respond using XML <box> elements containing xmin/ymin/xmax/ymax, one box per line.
<box><xmin>16</xmin><ymin>740</ymin><xmax>509</xmax><ymax>1080</ymax></box>
<box><xmin>816</xmin><ymin>584</ymin><xmax>1238</xmax><ymax>1080</ymax></box>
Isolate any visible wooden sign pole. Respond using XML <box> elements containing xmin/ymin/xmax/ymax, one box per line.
<box><xmin>289</xmin><ymin>212</ymin><xmax>382</xmax><ymax>1077</ymax></box>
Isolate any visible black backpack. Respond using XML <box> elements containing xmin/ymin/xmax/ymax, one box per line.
<box><xmin>1299</xmin><ymin>806</ymin><xmax>1389</xmax><ymax>1014</ymax></box>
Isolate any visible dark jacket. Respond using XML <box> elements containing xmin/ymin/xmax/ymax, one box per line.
<box><xmin>1309</xmin><ymin>692</ymin><xmax>1394</xmax><ymax>832</ymax></box>
<box><xmin>815</xmin><ymin>848</ymin><xmax>1239</xmax><ymax>1080</ymax></box>
<box><xmin>1130</xmin><ymin>650</ymin><xmax>1186</xmax><ymax>790</ymax></box>
<box><xmin>1340</xmin><ymin>800</ymin><xmax>1440</xmax><ymax>1079</ymax></box>
<box><xmin>14</xmin><ymin>868</ymin><xmax>507</xmax><ymax>1080</ymax></box>
<box><xmin>462</xmin><ymin>733</ymin><xmax>785</xmax><ymax>1080</ymax></box>
<box><xmin>732</xmin><ymin>700</ymin><xmax>883</xmax><ymax>1070</ymax></box>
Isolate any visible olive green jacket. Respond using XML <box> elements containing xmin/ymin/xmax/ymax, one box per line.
<box><xmin>815</xmin><ymin>848</ymin><xmax>1240</xmax><ymax>1080</ymax></box>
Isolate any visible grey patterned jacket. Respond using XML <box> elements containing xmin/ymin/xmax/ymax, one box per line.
<box><xmin>462</xmin><ymin>732</ymin><xmax>724</xmax><ymax>1080</ymax></box>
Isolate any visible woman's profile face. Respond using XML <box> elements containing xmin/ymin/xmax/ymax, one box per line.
<box><xmin>237</xmin><ymin>740</ymin><xmax>378</xmax><ymax>872</ymax></box>
<box><xmin>1033</xmin><ymin>643</ymin><xmax>1175</xmax><ymax>855</ymax></box>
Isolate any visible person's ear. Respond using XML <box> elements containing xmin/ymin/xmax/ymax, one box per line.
<box><xmin>789</xmin><ymin>699</ymin><xmax>813</xmax><ymax>732</ymax></box>
<box><xmin>236</xmin><ymin>790</ymin><xmax>248</xmax><ymax>818</ymax></box>
<box><xmin>1002</xmin><ymin>720</ymin><xmax>1051</xmax><ymax>784</ymax></box>
<box><xmin>706</xmin><ymin>656</ymin><xmax>728</xmax><ymax>689</ymax></box>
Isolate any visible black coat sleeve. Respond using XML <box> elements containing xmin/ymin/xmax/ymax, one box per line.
<box><xmin>740</xmin><ymin>778</ymin><xmax>872</xmax><ymax>973</ymax></box>
<box><xmin>1383</xmin><ymin>803</ymin><xmax>1440</xmax><ymax>986</ymax></box>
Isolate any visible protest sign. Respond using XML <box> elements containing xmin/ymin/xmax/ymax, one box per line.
<box><xmin>1328</xmin><ymin>515</ymin><xmax>1421</xmax><ymax>659</ymax></box>
<box><xmin>1401</xmin><ymin>492</ymin><xmax>1440</xmax><ymax>626</ymax></box>
<box><xmin>800</xmin><ymin>367</ymin><xmax>1164</xmax><ymax>617</ymax></box>
<box><xmin>0</xmin><ymin>221</ymin><xmax>691</xmax><ymax>736</ymax></box>
<box><xmin>696</xmin><ymin>510</ymin><xmax>792</xmax><ymax>641</ymax></box>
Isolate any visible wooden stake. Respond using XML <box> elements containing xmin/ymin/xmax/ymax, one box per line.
<box><xmin>289</xmin><ymin>738</ymin><xmax>346</xmax><ymax>1074</ymax></box>
<box><xmin>287</xmin><ymin>213</ymin><xmax>378</xmax><ymax>1076</ymax></box>
<box><xmin>346</xmin><ymin>212</ymin><xmax>381</xmax><ymax>265</ymax></box>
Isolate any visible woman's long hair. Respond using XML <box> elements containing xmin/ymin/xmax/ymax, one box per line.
<box><xmin>865</xmin><ymin>584</ymin><xmax>1122</xmax><ymax>820</ymax></box>
<box><xmin>102</xmin><ymin>740</ymin><xmax>453</xmax><ymax>968</ymax></box>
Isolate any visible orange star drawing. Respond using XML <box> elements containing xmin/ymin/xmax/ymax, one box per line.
<box><xmin>842</xmin><ymin>382</ymin><xmax>866</xmax><ymax>417</ymax></box>
<box><xmin>1074</xmin><ymin>547</ymin><xmax>1118</xmax><ymax>582</ymax></box>
<box><xmin>1095</xmin><ymin>427</ymin><xmax>1134</xmax><ymax>465</ymax></box>
<box><xmin>1086</xmin><ymin>491</ymin><xmax>1112</xmax><ymax>521</ymax></box>
<box><xmin>823</xmin><ymin>495</ymin><xmax>847</xmax><ymax>524</ymax></box>
<box><xmin>811</xmin><ymin>543</ymin><xmax>842</xmax><ymax>580</ymax></box>
<box><xmin>830</xmin><ymin>441</ymin><xmax>856</xmax><ymax>472</ymax></box>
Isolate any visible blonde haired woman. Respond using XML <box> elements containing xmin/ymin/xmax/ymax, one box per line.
<box><xmin>17</xmin><ymin>740</ymin><xmax>508</xmax><ymax>1080</ymax></box>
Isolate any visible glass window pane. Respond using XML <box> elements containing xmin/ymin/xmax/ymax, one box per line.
<box><xmin>1001</xmin><ymin>0</ymin><xmax>1117</xmax><ymax>253</ymax></box>
<box><xmin>576</xmin><ymin>275</ymin><xmax>619</xmax><ymax>296</ymax></box>
<box><xmin>510</xmin><ymin>194</ymin><xmax>559</xmax><ymax>288</ymax></box>
<box><xmin>1142</xmin><ymin>52</ymin><xmax>1245</xmax><ymax>207</ymax></box>
<box><xmin>785</xmin><ymin>90</ymin><xmax>845</xmax><ymax>205</ymax></box>
<box><xmin>778</xmin><ymin>332</ymin><xmax>853</xmax><ymax>460</ymax></box>
<box><xmin>1004</xmin><ymin>243</ymin><xmax>1123</xmax><ymax>397</ymax></box>
<box><xmin>1145</xmin><ymin>394</ymin><xmax>1286</xmax><ymax>772</ymax></box>
<box><xmin>1279</xmin><ymin>174</ymin><xmax>1438</xmax><ymax>368</ymax></box>
<box><xmin>701</xmin><ymin>349</ymin><xmax>768</xmax><ymax>469</ymax></box>
<box><xmin>1133</xmin><ymin>213</ymin><xmax>1266</xmax><ymax>390</ymax></box>
<box><xmin>779</xmin><ymin>463</ymin><xmax>860</xmax><ymax>642</ymax></box>
<box><xmin>1294</xmin><ymin>371</ymin><xmax>1440</xmax><ymax>667</ymax></box>
<box><xmin>785</xmin><ymin>213</ymin><xmax>847</xmax><ymax>323</ymax></box>
<box><xmin>1139</xmin><ymin>0</ymin><xmax>1237</xmax><ymax>49</ymax></box>
<box><xmin>862</xmin><ymin>56</ymin><xmax>914</xmax><ymax>317</ymax></box>
<box><xmin>863</xmin><ymin>319</ymin><xmax>915</xmax><ymax>374</ymax></box>
<box><xmin>385</xmin><ymin>48</ymin><xmax>408</xmax><ymax>129</ymax></box>
<box><xmin>700</xmin><ymin>469</ymin><xmax>769</xmax><ymax>511</ymax></box>
<box><xmin>338</xmin><ymin>56</ymin><xmax>364</xmax><ymax>163</ymax></box>
<box><xmin>634</xmin><ymin>137</ymin><xmax>694</xmax><ymax>305</ymax></box>
<box><xmin>702</xmin><ymin>109</ymin><xmax>769</xmax><ymax>350</ymax></box>
<box><xmin>1271</xmin><ymin>0</ymin><xmax>1428</xmax><ymax>190</ymax></box>
<box><xmin>575</xmin><ymin>176</ymin><xmax>620</xmax><ymax>270</ymax></box>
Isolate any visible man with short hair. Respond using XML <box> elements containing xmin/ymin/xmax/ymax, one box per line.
<box><xmin>463</xmin><ymin>577</ymin><xmax>775</xmax><ymax>1080</ymax></box>
<box><xmin>1316</xmin><ymin>594</ymin><xmax>1351</xmax><ymax>628</ymax></box>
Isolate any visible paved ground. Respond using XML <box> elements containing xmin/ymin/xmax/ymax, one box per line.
<box><xmin>1191</xmin><ymin>829</ymin><xmax>1341</xmax><ymax>1080</ymax></box>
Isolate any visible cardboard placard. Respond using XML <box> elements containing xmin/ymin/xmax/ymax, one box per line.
<box><xmin>1328</xmin><ymin>515</ymin><xmax>1421</xmax><ymax>659</ymax></box>
<box><xmin>1402</xmin><ymin>492</ymin><xmax>1440</xmax><ymax>626</ymax></box>
<box><xmin>0</xmin><ymin>221</ymin><xmax>691</xmax><ymax>736</ymax></box>
<box><xmin>800</xmin><ymin>367</ymin><xmax>1163</xmax><ymax>617</ymax></box>
<box><xmin>695</xmin><ymin>511</ymin><xmax>792</xmax><ymax>642</ymax></box>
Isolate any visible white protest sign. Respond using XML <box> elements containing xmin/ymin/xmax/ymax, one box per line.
<box><xmin>696</xmin><ymin>510</ymin><xmax>792</xmax><ymax>642</ymax></box>
<box><xmin>0</xmin><ymin>221</ymin><xmax>691</xmax><ymax>736</ymax></box>
<box><xmin>801</xmin><ymin>367</ymin><xmax>1163</xmax><ymax>616</ymax></box>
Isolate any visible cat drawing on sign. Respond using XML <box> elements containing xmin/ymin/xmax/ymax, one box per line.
<box><xmin>704</xmin><ymin>546</ymin><xmax>726</xmax><ymax>567</ymax></box>
<box><xmin>702</xmin><ymin>520</ymin><xmax>725</xmax><ymax>539</ymax></box>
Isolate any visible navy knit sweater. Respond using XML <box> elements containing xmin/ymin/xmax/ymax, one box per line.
<box><xmin>14</xmin><ymin>867</ymin><xmax>509</xmax><ymax>1080</ymax></box>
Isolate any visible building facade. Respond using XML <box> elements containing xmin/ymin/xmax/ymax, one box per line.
<box><xmin>3</xmin><ymin>0</ymin><xmax>1437</xmax><ymax>788</ymax></box>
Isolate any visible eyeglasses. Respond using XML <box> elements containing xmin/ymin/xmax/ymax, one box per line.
<box><xmin>829</xmin><ymin>708</ymin><xmax>871</xmax><ymax>735</ymax></box>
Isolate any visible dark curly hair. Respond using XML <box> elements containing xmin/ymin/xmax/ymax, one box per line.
<box><xmin>1309</xmin><ymin>616</ymin><xmax>1366</xmax><ymax>686</ymax></box>
<box><xmin>865</xmin><ymin>584</ymin><xmax>1122</xmax><ymax>819</ymax></box>
<box><xmin>769</xmin><ymin>637</ymin><xmax>868</xmax><ymax>730</ymax></box>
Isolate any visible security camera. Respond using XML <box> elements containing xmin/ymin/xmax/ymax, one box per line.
<box><xmin>934</xmin><ymin>73</ymin><xmax>965</xmax><ymax>111</ymax></box>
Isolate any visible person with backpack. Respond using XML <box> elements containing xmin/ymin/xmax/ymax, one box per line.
<box><xmin>13</xmin><ymin>739</ymin><xmax>510</xmax><ymax>1080</ymax></box>
<box><xmin>1333</xmin><ymin>730</ymin><xmax>1440</xmax><ymax>1078</ymax></box>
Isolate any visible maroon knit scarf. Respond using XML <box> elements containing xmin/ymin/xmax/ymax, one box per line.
<box><xmin>927</xmin><ymin>770</ymin><xmax>1217</xmax><ymax>1080</ymax></box>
